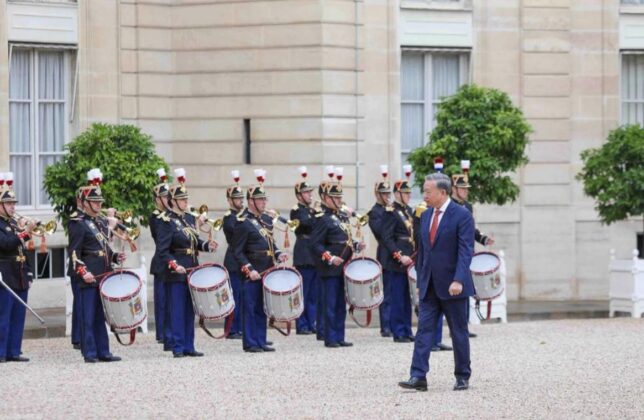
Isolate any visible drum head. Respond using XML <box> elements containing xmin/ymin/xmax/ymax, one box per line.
<box><xmin>345</xmin><ymin>259</ymin><xmax>380</xmax><ymax>281</ymax></box>
<box><xmin>190</xmin><ymin>265</ymin><xmax>228</xmax><ymax>288</ymax></box>
<box><xmin>101</xmin><ymin>272</ymin><xmax>140</xmax><ymax>299</ymax></box>
<box><xmin>470</xmin><ymin>253</ymin><xmax>500</xmax><ymax>273</ymax></box>
<box><xmin>264</xmin><ymin>269</ymin><xmax>299</xmax><ymax>292</ymax></box>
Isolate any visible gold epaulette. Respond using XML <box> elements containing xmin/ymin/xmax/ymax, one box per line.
<box><xmin>414</xmin><ymin>203</ymin><xmax>428</xmax><ymax>218</ymax></box>
<box><xmin>291</xmin><ymin>204</ymin><xmax>299</xmax><ymax>211</ymax></box>
<box><xmin>315</xmin><ymin>212</ymin><xmax>325</xmax><ymax>218</ymax></box>
<box><xmin>157</xmin><ymin>211</ymin><xmax>170</xmax><ymax>222</ymax></box>
<box><xmin>153</xmin><ymin>209</ymin><xmax>160</xmax><ymax>215</ymax></box>
<box><xmin>224</xmin><ymin>210</ymin><xmax>232</xmax><ymax>217</ymax></box>
<box><xmin>236</xmin><ymin>214</ymin><xmax>247</xmax><ymax>222</ymax></box>
<box><xmin>385</xmin><ymin>205</ymin><xmax>394</xmax><ymax>212</ymax></box>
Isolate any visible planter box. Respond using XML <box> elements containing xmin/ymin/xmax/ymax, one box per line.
<box><xmin>609</xmin><ymin>249</ymin><xmax>644</xmax><ymax>318</ymax></box>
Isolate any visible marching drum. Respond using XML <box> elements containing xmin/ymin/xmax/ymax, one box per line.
<box><xmin>188</xmin><ymin>263</ymin><xmax>235</xmax><ymax>321</ymax></box>
<box><xmin>343</xmin><ymin>257</ymin><xmax>383</xmax><ymax>327</ymax></box>
<box><xmin>470</xmin><ymin>251</ymin><xmax>503</xmax><ymax>301</ymax></box>
<box><xmin>100</xmin><ymin>270</ymin><xmax>147</xmax><ymax>345</ymax></box>
<box><xmin>188</xmin><ymin>263</ymin><xmax>235</xmax><ymax>339</ymax></box>
<box><xmin>262</xmin><ymin>267</ymin><xmax>304</xmax><ymax>323</ymax></box>
<box><xmin>407</xmin><ymin>265</ymin><xmax>419</xmax><ymax>308</ymax></box>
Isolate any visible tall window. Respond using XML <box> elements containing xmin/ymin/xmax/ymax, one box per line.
<box><xmin>622</xmin><ymin>54</ymin><xmax>644</xmax><ymax>125</ymax></box>
<box><xmin>400</xmin><ymin>51</ymin><xmax>469</xmax><ymax>165</ymax></box>
<box><xmin>9</xmin><ymin>48</ymin><xmax>68</xmax><ymax>207</ymax></box>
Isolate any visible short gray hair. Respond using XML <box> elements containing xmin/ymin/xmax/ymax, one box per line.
<box><xmin>424</xmin><ymin>173</ymin><xmax>452</xmax><ymax>195</ymax></box>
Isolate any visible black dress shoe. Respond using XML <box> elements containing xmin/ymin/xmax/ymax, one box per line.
<box><xmin>173</xmin><ymin>352</ymin><xmax>185</xmax><ymax>358</ymax></box>
<box><xmin>72</xmin><ymin>343</ymin><xmax>81</xmax><ymax>350</ymax></box>
<box><xmin>407</xmin><ymin>336</ymin><xmax>415</xmax><ymax>342</ymax></box>
<box><xmin>244</xmin><ymin>347</ymin><xmax>263</xmax><ymax>353</ymax></box>
<box><xmin>394</xmin><ymin>337</ymin><xmax>412</xmax><ymax>343</ymax></box>
<box><xmin>398</xmin><ymin>377</ymin><xmax>428</xmax><ymax>391</ymax></box>
<box><xmin>226</xmin><ymin>333</ymin><xmax>243</xmax><ymax>340</ymax></box>
<box><xmin>184</xmin><ymin>351</ymin><xmax>204</xmax><ymax>357</ymax></box>
<box><xmin>8</xmin><ymin>356</ymin><xmax>29</xmax><ymax>362</ymax></box>
<box><xmin>380</xmin><ymin>330</ymin><xmax>393</xmax><ymax>338</ymax></box>
<box><xmin>316</xmin><ymin>336</ymin><xmax>325</xmax><ymax>341</ymax></box>
<box><xmin>325</xmin><ymin>342</ymin><xmax>340</xmax><ymax>348</ymax></box>
<box><xmin>296</xmin><ymin>330</ymin><xmax>313</xmax><ymax>335</ymax></box>
<box><xmin>454</xmin><ymin>378</ymin><xmax>469</xmax><ymax>391</ymax></box>
<box><xmin>0</xmin><ymin>358</ymin><xmax>7</xmax><ymax>363</ymax></box>
<box><xmin>99</xmin><ymin>355</ymin><xmax>121</xmax><ymax>362</ymax></box>
<box><xmin>163</xmin><ymin>345</ymin><xmax>173</xmax><ymax>352</ymax></box>
<box><xmin>431</xmin><ymin>343</ymin><xmax>452</xmax><ymax>351</ymax></box>
<box><xmin>266</xmin><ymin>341</ymin><xmax>274</xmax><ymax>346</ymax></box>
<box><xmin>261</xmin><ymin>346</ymin><xmax>276</xmax><ymax>352</ymax></box>
<box><xmin>338</xmin><ymin>341</ymin><xmax>353</xmax><ymax>347</ymax></box>
<box><xmin>84</xmin><ymin>357</ymin><xmax>98</xmax><ymax>363</ymax></box>
<box><xmin>469</xmin><ymin>332</ymin><xmax>477</xmax><ymax>338</ymax></box>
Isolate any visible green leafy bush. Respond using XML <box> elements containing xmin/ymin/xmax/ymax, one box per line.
<box><xmin>44</xmin><ymin>123</ymin><xmax>169</xmax><ymax>227</ymax></box>
<box><xmin>408</xmin><ymin>84</ymin><xmax>531</xmax><ymax>205</ymax></box>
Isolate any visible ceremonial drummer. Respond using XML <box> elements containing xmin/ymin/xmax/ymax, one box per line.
<box><xmin>68</xmin><ymin>169</ymin><xmax>125</xmax><ymax>363</ymax></box>
<box><xmin>380</xmin><ymin>166</ymin><xmax>415</xmax><ymax>343</ymax></box>
<box><xmin>290</xmin><ymin>166</ymin><xmax>318</xmax><ymax>335</ymax></box>
<box><xmin>149</xmin><ymin>168</ymin><xmax>172</xmax><ymax>349</ymax></box>
<box><xmin>156</xmin><ymin>168</ymin><xmax>217</xmax><ymax>358</ymax></box>
<box><xmin>67</xmin><ymin>192</ymin><xmax>84</xmax><ymax>351</ymax></box>
<box><xmin>232</xmin><ymin>170</ymin><xmax>288</xmax><ymax>353</ymax></box>
<box><xmin>222</xmin><ymin>169</ymin><xmax>245</xmax><ymax>339</ymax></box>
<box><xmin>368</xmin><ymin>165</ymin><xmax>393</xmax><ymax>338</ymax></box>
<box><xmin>310</xmin><ymin>178</ymin><xmax>365</xmax><ymax>348</ymax></box>
<box><xmin>0</xmin><ymin>173</ymin><xmax>35</xmax><ymax>363</ymax></box>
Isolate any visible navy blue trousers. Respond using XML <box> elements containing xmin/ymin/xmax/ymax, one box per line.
<box><xmin>153</xmin><ymin>274</ymin><xmax>167</xmax><ymax>342</ymax></box>
<box><xmin>71</xmin><ymin>278</ymin><xmax>81</xmax><ymax>346</ymax></box>
<box><xmin>322</xmin><ymin>276</ymin><xmax>346</xmax><ymax>345</ymax></box>
<box><xmin>0</xmin><ymin>287</ymin><xmax>28</xmax><ymax>359</ymax></box>
<box><xmin>163</xmin><ymin>281</ymin><xmax>173</xmax><ymax>347</ymax></box>
<box><xmin>296</xmin><ymin>266</ymin><xmax>317</xmax><ymax>333</ymax></box>
<box><xmin>168</xmin><ymin>282</ymin><xmax>196</xmax><ymax>354</ymax></box>
<box><xmin>229</xmin><ymin>271</ymin><xmax>243</xmax><ymax>335</ymax></box>
<box><xmin>434</xmin><ymin>313</ymin><xmax>444</xmax><ymax>345</ymax></box>
<box><xmin>410</xmin><ymin>284</ymin><xmax>471</xmax><ymax>380</ymax></box>
<box><xmin>379</xmin><ymin>272</ymin><xmax>391</xmax><ymax>333</ymax></box>
<box><xmin>316</xmin><ymin>273</ymin><xmax>325</xmax><ymax>340</ymax></box>
<box><xmin>386</xmin><ymin>270</ymin><xmax>413</xmax><ymax>339</ymax></box>
<box><xmin>79</xmin><ymin>287</ymin><xmax>111</xmax><ymax>359</ymax></box>
<box><xmin>242</xmin><ymin>279</ymin><xmax>267</xmax><ymax>349</ymax></box>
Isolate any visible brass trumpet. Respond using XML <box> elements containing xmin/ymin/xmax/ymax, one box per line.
<box><xmin>101</xmin><ymin>209</ymin><xmax>133</xmax><ymax>224</ymax></box>
<box><xmin>341</xmin><ymin>205</ymin><xmax>369</xmax><ymax>227</ymax></box>
<box><xmin>190</xmin><ymin>204</ymin><xmax>223</xmax><ymax>231</ymax></box>
<box><xmin>13</xmin><ymin>214</ymin><xmax>58</xmax><ymax>235</ymax></box>
<box><xmin>265</xmin><ymin>209</ymin><xmax>300</xmax><ymax>232</ymax></box>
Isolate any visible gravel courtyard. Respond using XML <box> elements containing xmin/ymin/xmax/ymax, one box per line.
<box><xmin>1</xmin><ymin>318</ymin><xmax>643</xmax><ymax>419</ymax></box>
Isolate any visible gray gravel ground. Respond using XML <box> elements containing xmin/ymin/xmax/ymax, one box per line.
<box><xmin>1</xmin><ymin>318</ymin><xmax>643</xmax><ymax>419</ymax></box>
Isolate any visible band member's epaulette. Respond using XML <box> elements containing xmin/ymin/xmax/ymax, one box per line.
<box><xmin>315</xmin><ymin>212</ymin><xmax>325</xmax><ymax>218</ymax></box>
<box><xmin>69</xmin><ymin>211</ymin><xmax>82</xmax><ymax>221</ymax></box>
<box><xmin>292</xmin><ymin>204</ymin><xmax>299</xmax><ymax>211</ymax></box>
<box><xmin>385</xmin><ymin>205</ymin><xmax>394</xmax><ymax>212</ymax></box>
<box><xmin>236</xmin><ymin>214</ymin><xmax>246</xmax><ymax>222</ymax></box>
<box><xmin>153</xmin><ymin>209</ymin><xmax>160</xmax><ymax>216</ymax></box>
<box><xmin>224</xmin><ymin>210</ymin><xmax>231</xmax><ymax>217</ymax></box>
<box><xmin>157</xmin><ymin>211</ymin><xmax>170</xmax><ymax>222</ymax></box>
<box><xmin>414</xmin><ymin>203</ymin><xmax>428</xmax><ymax>218</ymax></box>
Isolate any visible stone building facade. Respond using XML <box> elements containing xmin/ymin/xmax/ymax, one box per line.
<box><xmin>0</xmin><ymin>0</ymin><xmax>641</xmax><ymax>308</ymax></box>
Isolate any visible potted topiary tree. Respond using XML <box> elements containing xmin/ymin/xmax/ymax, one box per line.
<box><xmin>407</xmin><ymin>84</ymin><xmax>531</xmax><ymax>206</ymax></box>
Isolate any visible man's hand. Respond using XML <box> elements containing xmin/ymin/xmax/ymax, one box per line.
<box><xmin>24</xmin><ymin>218</ymin><xmax>37</xmax><ymax>233</ymax></box>
<box><xmin>331</xmin><ymin>256</ymin><xmax>344</xmax><ymax>266</ymax></box>
<box><xmin>249</xmin><ymin>270</ymin><xmax>261</xmax><ymax>281</ymax></box>
<box><xmin>357</xmin><ymin>242</ymin><xmax>366</xmax><ymax>252</ymax></box>
<box><xmin>82</xmin><ymin>272</ymin><xmax>96</xmax><ymax>284</ymax></box>
<box><xmin>448</xmin><ymin>281</ymin><xmax>463</xmax><ymax>296</ymax></box>
<box><xmin>116</xmin><ymin>253</ymin><xmax>126</xmax><ymax>264</ymax></box>
<box><xmin>278</xmin><ymin>253</ymin><xmax>289</xmax><ymax>263</ymax></box>
<box><xmin>175</xmin><ymin>265</ymin><xmax>187</xmax><ymax>274</ymax></box>
<box><xmin>399</xmin><ymin>255</ymin><xmax>413</xmax><ymax>266</ymax></box>
<box><xmin>208</xmin><ymin>240</ymin><xmax>218</xmax><ymax>252</ymax></box>
<box><xmin>486</xmin><ymin>237</ymin><xmax>495</xmax><ymax>246</ymax></box>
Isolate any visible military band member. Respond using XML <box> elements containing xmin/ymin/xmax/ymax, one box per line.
<box><xmin>67</xmin><ymin>193</ymin><xmax>84</xmax><ymax>351</ymax></box>
<box><xmin>68</xmin><ymin>169</ymin><xmax>125</xmax><ymax>363</ymax></box>
<box><xmin>233</xmin><ymin>173</ymin><xmax>288</xmax><ymax>353</ymax></box>
<box><xmin>149</xmin><ymin>168</ymin><xmax>171</xmax><ymax>348</ymax></box>
<box><xmin>290</xmin><ymin>166</ymin><xmax>318</xmax><ymax>335</ymax></box>
<box><xmin>156</xmin><ymin>168</ymin><xmax>218</xmax><ymax>358</ymax></box>
<box><xmin>381</xmin><ymin>173</ymin><xmax>415</xmax><ymax>343</ymax></box>
<box><xmin>310</xmin><ymin>181</ymin><xmax>364</xmax><ymax>348</ymax></box>
<box><xmin>368</xmin><ymin>165</ymin><xmax>393</xmax><ymax>337</ymax></box>
<box><xmin>222</xmin><ymin>170</ymin><xmax>245</xmax><ymax>339</ymax></box>
<box><xmin>0</xmin><ymin>173</ymin><xmax>35</xmax><ymax>363</ymax></box>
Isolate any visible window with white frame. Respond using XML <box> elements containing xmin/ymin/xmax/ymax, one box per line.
<box><xmin>9</xmin><ymin>48</ymin><xmax>70</xmax><ymax>208</ymax></box>
<box><xmin>25</xmin><ymin>247</ymin><xmax>67</xmax><ymax>281</ymax></box>
<box><xmin>622</xmin><ymin>53</ymin><xmax>644</xmax><ymax>125</ymax></box>
<box><xmin>400</xmin><ymin>50</ymin><xmax>469</xmax><ymax>166</ymax></box>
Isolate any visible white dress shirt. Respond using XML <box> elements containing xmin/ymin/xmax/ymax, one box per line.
<box><xmin>429</xmin><ymin>198</ymin><xmax>451</xmax><ymax>233</ymax></box>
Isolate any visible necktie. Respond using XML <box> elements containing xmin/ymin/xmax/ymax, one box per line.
<box><xmin>429</xmin><ymin>209</ymin><xmax>441</xmax><ymax>246</ymax></box>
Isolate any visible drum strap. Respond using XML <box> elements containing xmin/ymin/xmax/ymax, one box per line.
<box><xmin>474</xmin><ymin>299</ymin><xmax>492</xmax><ymax>321</ymax></box>
<box><xmin>198</xmin><ymin>314</ymin><xmax>233</xmax><ymax>340</ymax></box>
<box><xmin>268</xmin><ymin>317</ymin><xmax>291</xmax><ymax>336</ymax></box>
<box><xmin>348</xmin><ymin>305</ymin><xmax>372</xmax><ymax>328</ymax></box>
<box><xmin>111</xmin><ymin>328</ymin><xmax>136</xmax><ymax>346</ymax></box>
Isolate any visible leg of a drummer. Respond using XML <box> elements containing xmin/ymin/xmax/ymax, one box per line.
<box><xmin>334</xmin><ymin>277</ymin><xmax>346</xmax><ymax>343</ymax></box>
<box><xmin>94</xmin><ymin>290</ymin><xmax>110</xmax><ymax>359</ymax></box>
<box><xmin>242</xmin><ymin>280</ymin><xmax>260</xmax><ymax>350</ymax></box>
<box><xmin>80</xmin><ymin>287</ymin><xmax>98</xmax><ymax>359</ymax></box>
<box><xmin>323</xmin><ymin>278</ymin><xmax>337</xmax><ymax>345</ymax></box>
<box><xmin>316</xmin><ymin>276</ymin><xmax>325</xmax><ymax>341</ymax></box>
<box><xmin>256</xmin><ymin>283</ymin><xmax>268</xmax><ymax>347</ymax></box>
<box><xmin>184</xmin><ymin>283</ymin><xmax>196</xmax><ymax>352</ymax></box>
<box><xmin>170</xmin><ymin>282</ymin><xmax>186</xmax><ymax>354</ymax></box>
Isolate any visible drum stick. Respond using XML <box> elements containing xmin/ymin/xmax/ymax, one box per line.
<box><xmin>0</xmin><ymin>276</ymin><xmax>46</xmax><ymax>325</ymax></box>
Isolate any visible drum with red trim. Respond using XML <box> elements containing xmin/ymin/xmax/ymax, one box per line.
<box><xmin>407</xmin><ymin>265</ymin><xmax>419</xmax><ymax>307</ymax></box>
<box><xmin>343</xmin><ymin>257</ymin><xmax>383</xmax><ymax>310</ymax></box>
<box><xmin>262</xmin><ymin>267</ymin><xmax>304</xmax><ymax>322</ymax></box>
<box><xmin>470</xmin><ymin>251</ymin><xmax>503</xmax><ymax>301</ymax></box>
<box><xmin>100</xmin><ymin>270</ymin><xmax>147</xmax><ymax>333</ymax></box>
<box><xmin>188</xmin><ymin>263</ymin><xmax>235</xmax><ymax>321</ymax></box>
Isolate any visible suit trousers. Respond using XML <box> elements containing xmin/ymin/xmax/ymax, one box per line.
<box><xmin>296</xmin><ymin>266</ymin><xmax>318</xmax><ymax>333</ymax></box>
<box><xmin>0</xmin><ymin>287</ymin><xmax>28</xmax><ymax>359</ymax></box>
<box><xmin>410</xmin><ymin>284</ymin><xmax>471</xmax><ymax>380</ymax></box>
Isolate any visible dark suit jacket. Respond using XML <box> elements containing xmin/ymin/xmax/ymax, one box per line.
<box><xmin>415</xmin><ymin>200</ymin><xmax>475</xmax><ymax>301</ymax></box>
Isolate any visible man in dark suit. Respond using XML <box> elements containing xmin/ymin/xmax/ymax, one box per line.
<box><xmin>398</xmin><ymin>172</ymin><xmax>475</xmax><ymax>392</ymax></box>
